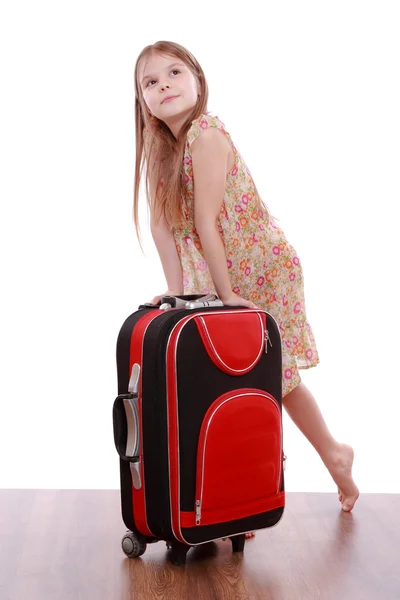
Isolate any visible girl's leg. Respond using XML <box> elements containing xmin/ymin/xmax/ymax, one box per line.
<box><xmin>282</xmin><ymin>381</ymin><xmax>359</xmax><ymax>511</ymax></box>
<box><xmin>243</xmin><ymin>380</ymin><xmax>358</xmax><ymax>541</ymax></box>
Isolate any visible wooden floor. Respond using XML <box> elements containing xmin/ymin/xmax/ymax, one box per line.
<box><xmin>0</xmin><ymin>490</ymin><xmax>399</xmax><ymax>600</ymax></box>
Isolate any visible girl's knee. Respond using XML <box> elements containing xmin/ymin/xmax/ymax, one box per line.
<box><xmin>282</xmin><ymin>375</ymin><xmax>302</xmax><ymax>401</ymax></box>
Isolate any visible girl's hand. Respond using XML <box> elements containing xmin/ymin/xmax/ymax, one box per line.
<box><xmin>149</xmin><ymin>289</ymin><xmax>182</xmax><ymax>305</ymax></box>
<box><xmin>220</xmin><ymin>292</ymin><xmax>259</xmax><ymax>309</ymax></box>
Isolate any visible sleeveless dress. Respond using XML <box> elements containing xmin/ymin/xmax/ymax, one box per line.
<box><xmin>171</xmin><ymin>113</ymin><xmax>320</xmax><ymax>397</ymax></box>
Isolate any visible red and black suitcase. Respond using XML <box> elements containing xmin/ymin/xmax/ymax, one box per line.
<box><xmin>113</xmin><ymin>293</ymin><xmax>285</xmax><ymax>565</ymax></box>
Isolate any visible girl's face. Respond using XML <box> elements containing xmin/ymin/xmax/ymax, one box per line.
<box><xmin>139</xmin><ymin>53</ymin><xmax>200</xmax><ymax>128</ymax></box>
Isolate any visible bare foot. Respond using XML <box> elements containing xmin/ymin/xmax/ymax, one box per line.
<box><xmin>326</xmin><ymin>443</ymin><xmax>359</xmax><ymax>511</ymax></box>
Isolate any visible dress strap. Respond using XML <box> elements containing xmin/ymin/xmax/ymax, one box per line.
<box><xmin>187</xmin><ymin>114</ymin><xmax>231</xmax><ymax>147</ymax></box>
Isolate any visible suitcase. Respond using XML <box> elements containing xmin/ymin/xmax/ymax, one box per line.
<box><xmin>113</xmin><ymin>293</ymin><xmax>286</xmax><ymax>565</ymax></box>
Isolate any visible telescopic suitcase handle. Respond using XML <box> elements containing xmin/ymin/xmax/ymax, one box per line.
<box><xmin>139</xmin><ymin>293</ymin><xmax>224</xmax><ymax>310</ymax></box>
<box><xmin>160</xmin><ymin>293</ymin><xmax>224</xmax><ymax>310</ymax></box>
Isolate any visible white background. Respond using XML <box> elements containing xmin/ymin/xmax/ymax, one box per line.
<box><xmin>0</xmin><ymin>0</ymin><xmax>399</xmax><ymax>493</ymax></box>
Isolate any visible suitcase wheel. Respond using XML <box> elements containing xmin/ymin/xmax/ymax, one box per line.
<box><xmin>168</xmin><ymin>540</ymin><xmax>190</xmax><ymax>566</ymax></box>
<box><xmin>121</xmin><ymin>531</ymin><xmax>147</xmax><ymax>558</ymax></box>
<box><xmin>230</xmin><ymin>534</ymin><xmax>246</xmax><ymax>553</ymax></box>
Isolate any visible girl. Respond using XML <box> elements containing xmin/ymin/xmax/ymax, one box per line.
<box><xmin>132</xmin><ymin>41</ymin><xmax>359</xmax><ymax>536</ymax></box>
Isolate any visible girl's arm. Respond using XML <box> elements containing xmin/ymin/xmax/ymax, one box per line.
<box><xmin>191</xmin><ymin>128</ymin><xmax>233</xmax><ymax>302</ymax></box>
<box><xmin>150</xmin><ymin>216</ymin><xmax>183</xmax><ymax>294</ymax></box>
<box><xmin>145</xmin><ymin>140</ymin><xmax>183</xmax><ymax>294</ymax></box>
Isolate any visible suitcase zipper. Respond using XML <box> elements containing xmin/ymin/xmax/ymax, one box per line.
<box><xmin>265</xmin><ymin>328</ymin><xmax>273</xmax><ymax>353</ymax></box>
<box><xmin>153</xmin><ymin>310</ymin><xmax>193</xmax><ymax>537</ymax></box>
<box><xmin>195</xmin><ymin>500</ymin><xmax>201</xmax><ymax>525</ymax></box>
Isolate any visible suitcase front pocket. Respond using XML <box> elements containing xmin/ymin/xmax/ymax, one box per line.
<box><xmin>194</xmin><ymin>388</ymin><xmax>283</xmax><ymax>527</ymax></box>
<box><xmin>193</xmin><ymin>312</ymin><xmax>268</xmax><ymax>376</ymax></box>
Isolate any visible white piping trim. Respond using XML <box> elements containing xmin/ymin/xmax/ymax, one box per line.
<box><xmin>164</xmin><ymin>308</ymin><xmax>281</xmax><ymax>544</ymax></box>
<box><xmin>135</xmin><ymin>317</ymin><xmax>156</xmax><ymax>537</ymax></box>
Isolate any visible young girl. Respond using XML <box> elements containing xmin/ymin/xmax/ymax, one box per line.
<box><xmin>133</xmin><ymin>41</ymin><xmax>359</xmax><ymax>535</ymax></box>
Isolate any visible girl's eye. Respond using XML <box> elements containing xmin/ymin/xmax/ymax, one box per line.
<box><xmin>146</xmin><ymin>69</ymin><xmax>181</xmax><ymax>87</ymax></box>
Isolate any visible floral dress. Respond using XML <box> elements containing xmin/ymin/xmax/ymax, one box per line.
<box><xmin>172</xmin><ymin>113</ymin><xmax>320</xmax><ymax>397</ymax></box>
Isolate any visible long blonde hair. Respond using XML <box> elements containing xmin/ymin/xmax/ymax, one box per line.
<box><xmin>133</xmin><ymin>41</ymin><xmax>209</xmax><ymax>251</ymax></box>
<box><xmin>133</xmin><ymin>41</ymin><xmax>273</xmax><ymax>252</ymax></box>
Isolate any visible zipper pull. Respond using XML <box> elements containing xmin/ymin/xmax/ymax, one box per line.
<box><xmin>265</xmin><ymin>329</ymin><xmax>273</xmax><ymax>353</ymax></box>
<box><xmin>283</xmin><ymin>453</ymin><xmax>287</xmax><ymax>471</ymax></box>
<box><xmin>195</xmin><ymin>500</ymin><xmax>201</xmax><ymax>525</ymax></box>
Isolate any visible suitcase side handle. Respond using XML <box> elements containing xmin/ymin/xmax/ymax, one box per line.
<box><xmin>112</xmin><ymin>364</ymin><xmax>141</xmax><ymax>462</ymax></box>
<box><xmin>112</xmin><ymin>393</ymin><xmax>140</xmax><ymax>463</ymax></box>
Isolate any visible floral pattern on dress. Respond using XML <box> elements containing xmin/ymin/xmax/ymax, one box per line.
<box><xmin>172</xmin><ymin>113</ymin><xmax>320</xmax><ymax>396</ymax></box>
